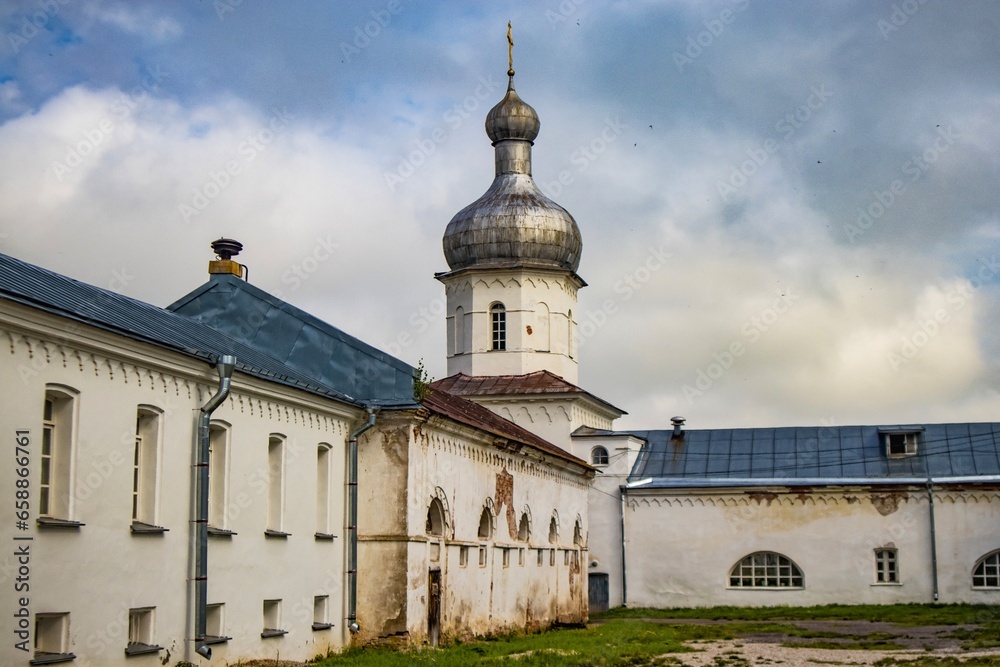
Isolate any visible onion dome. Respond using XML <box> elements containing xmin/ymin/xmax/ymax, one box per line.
<box><xmin>443</xmin><ymin>75</ymin><xmax>583</xmax><ymax>273</ymax></box>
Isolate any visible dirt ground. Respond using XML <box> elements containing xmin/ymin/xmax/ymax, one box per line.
<box><xmin>661</xmin><ymin>619</ymin><xmax>1000</xmax><ymax>667</ymax></box>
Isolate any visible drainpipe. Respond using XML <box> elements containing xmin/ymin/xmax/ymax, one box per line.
<box><xmin>619</xmin><ymin>485</ymin><xmax>628</xmax><ymax>608</ymax></box>
<box><xmin>347</xmin><ymin>407</ymin><xmax>377</xmax><ymax>636</ymax></box>
<box><xmin>926</xmin><ymin>478</ymin><xmax>939</xmax><ymax>602</ymax></box>
<box><xmin>194</xmin><ymin>355</ymin><xmax>236</xmax><ymax>661</ymax></box>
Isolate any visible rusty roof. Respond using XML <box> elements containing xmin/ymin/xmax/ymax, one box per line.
<box><xmin>431</xmin><ymin>370</ymin><xmax>626</xmax><ymax>415</ymax></box>
<box><xmin>423</xmin><ymin>387</ymin><xmax>592</xmax><ymax>471</ymax></box>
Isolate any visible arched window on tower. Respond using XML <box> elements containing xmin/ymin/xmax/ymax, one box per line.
<box><xmin>491</xmin><ymin>303</ymin><xmax>506</xmax><ymax>351</ymax></box>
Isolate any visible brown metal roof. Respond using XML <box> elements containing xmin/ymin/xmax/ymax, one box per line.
<box><xmin>431</xmin><ymin>370</ymin><xmax>626</xmax><ymax>415</ymax></box>
<box><xmin>422</xmin><ymin>387</ymin><xmax>592</xmax><ymax>471</ymax></box>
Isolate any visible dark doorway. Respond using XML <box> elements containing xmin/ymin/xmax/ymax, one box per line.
<box><xmin>588</xmin><ymin>572</ymin><xmax>609</xmax><ymax>614</ymax></box>
<box><xmin>428</xmin><ymin>569</ymin><xmax>442</xmax><ymax>646</ymax></box>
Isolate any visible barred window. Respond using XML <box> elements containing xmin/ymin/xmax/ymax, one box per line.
<box><xmin>729</xmin><ymin>551</ymin><xmax>803</xmax><ymax>589</ymax></box>
<box><xmin>973</xmin><ymin>550</ymin><xmax>1000</xmax><ymax>589</ymax></box>
<box><xmin>491</xmin><ymin>303</ymin><xmax>506</xmax><ymax>351</ymax></box>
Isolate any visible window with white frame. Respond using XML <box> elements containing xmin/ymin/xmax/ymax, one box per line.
<box><xmin>40</xmin><ymin>387</ymin><xmax>77</xmax><ymax>520</ymax></box>
<box><xmin>125</xmin><ymin>607</ymin><xmax>162</xmax><ymax>655</ymax></box>
<box><xmin>261</xmin><ymin>599</ymin><xmax>286</xmax><ymax>638</ymax></box>
<box><xmin>266</xmin><ymin>435</ymin><xmax>286</xmax><ymax>535</ymax></box>
<box><xmin>591</xmin><ymin>446</ymin><xmax>609</xmax><ymax>466</ymax></box>
<box><xmin>313</xmin><ymin>595</ymin><xmax>332</xmax><ymax>631</ymax></box>
<box><xmin>973</xmin><ymin>550</ymin><xmax>1000</xmax><ymax>589</ymax></box>
<box><xmin>316</xmin><ymin>444</ymin><xmax>332</xmax><ymax>537</ymax></box>
<box><xmin>729</xmin><ymin>552</ymin><xmax>804</xmax><ymax>589</ymax></box>
<box><xmin>34</xmin><ymin>612</ymin><xmax>73</xmax><ymax>662</ymax></box>
<box><xmin>490</xmin><ymin>303</ymin><xmax>506</xmax><ymax>351</ymax></box>
<box><xmin>880</xmin><ymin>428</ymin><xmax>920</xmax><ymax>457</ymax></box>
<box><xmin>132</xmin><ymin>407</ymin><xmax>161</xmax><ymax>527</ymax></box>
<box><xmin>875</xmin><ymin>548</ymin><xmax>899</xmax><ymax>584</ymax></box>
<box><xmin>208</xmin><ymin>424</ymin><xmax>229</xmax><ymax>530</ymax></box>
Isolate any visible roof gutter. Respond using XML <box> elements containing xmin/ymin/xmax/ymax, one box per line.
<box><xmin>193</xmin><ymin>354</ymin><xmax>235</xmax><ymax>661</ymax></box>
<box><xmin>347</xmin><ymin>407</ymin><xmax>377</xmax><ymax>636</ymax></box>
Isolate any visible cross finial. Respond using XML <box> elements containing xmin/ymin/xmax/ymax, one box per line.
<box><xmin>507</xmin><ymin>21</ymin><xmax>514</xmax><ymax>77</ymax></box>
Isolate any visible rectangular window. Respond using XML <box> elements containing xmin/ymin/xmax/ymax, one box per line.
<box><xmin>34</xmin><ymin>612</ymin><xmax>72</xmax><ymax>662</ymax></box>
<box><xmin>40</xmin><ymin>389</ymin><xmax>76</xmax><ymax>519</ymax></box>
<box><xmin>132</xmin><ymin>408</ymin><xmax>160</xmax><ymax>526</ymax></box>
<box><xmin>313</xmin><ymin>595</ymin><xmax>332</xmax><ymax>631</ymax></box>
<box><xmin>519</xmin><ymin>548</ymin><xmax>525</xmax><ymax>567</ymax></box>
<box><xmin>126</xmin><ymin>607</ymin><xmax>162</xmax><ymax>655</ymax></box>
<box><xmin>491</xmin><ymin>305</ymin><xmax>506</xmax><ymax>351</ymax></box>
<box><xmin>537</xmin><ymin>549</ymin><xmax>544</xmax><ymax>567</ymax></box>
<box><xmin>875</xmin><ymin>549</ymin><xmax>899</xmax><ymax>583</ymax></box>
<box><xmin>267</xmin><ymin>436</ymin><xmax>285</xmax><ymax>533</ymax></box>
<box><xmin>564</xmin><ymin>550</ymin><xmax>570</xmax><ymax>566</ymax></box>
<box><xmin>208</xmin><ymin>425</ymin><xmax>228</xmax><ymax>529</ymax></box>
<box><xmin>479</xmin><ymin>546</ymin><xmax>487</xmax><ymax>567</ymax></box>
<box><xmin>459</xmin><ymin>546</ymin><xmax>468</xmax><ymax>567</ymax></box>
<box><xmin>262</xmin><ymin>599</ymin><xmax>286</xmax><ymax>638</ymax></box>
<box><xmin>550</xmin><ymin>549</ymin><xmax>555</xmax><ymax>567</ymax></box>
<box><xmin>316</xmin><ymin>445</ymin><xmax>331</xmax><ymax>536</ymax></box>
<box><xmin>502</xmin><ymin>548</ymin><xmax>510</xmax><ymax>568</ymax></box>
<box><xmin>205</xmin><ymin>603</ymin><xmax>226</xmax><ymax>642</ymax></box>
<box><xmin>882</xmin><ymin>430</ymin><xmax>919</xmax><ymax>457</ymax></box>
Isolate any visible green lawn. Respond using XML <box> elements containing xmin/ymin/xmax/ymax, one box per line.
<box><xmin>309</xmin><ymin>605</ymin><xmax>1000</xmax><ymax>667</ymax></box>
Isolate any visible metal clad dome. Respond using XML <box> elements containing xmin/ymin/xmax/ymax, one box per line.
<box><xmin>443</xmin><ymin>76</ymin><xmax>582</xmax><ymax>273</ymax></box>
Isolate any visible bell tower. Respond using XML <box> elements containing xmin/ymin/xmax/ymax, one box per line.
<box><xmin>436</xmin><ymin>26</ymin><xmax>584</xmax><ymax>383</ymax></box>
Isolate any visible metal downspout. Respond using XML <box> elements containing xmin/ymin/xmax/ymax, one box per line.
<box><xmin>926</xmin><ymin>478</ymin><xmax>939</xmax><ymax>601</ymax></box>
<box><xmin>194</xmin><ymin>355</ymin><xmax>236</xmax><ymax>661</ymax></box>
<box><xmin>347</xmin><ymin>407</ymin><xmax>377</xmax><ymax>636</ymax></box>
<box><xmin>619</xmin><ymin>485</ymin><xmax>628</xmax><ymax>608</ymax></box>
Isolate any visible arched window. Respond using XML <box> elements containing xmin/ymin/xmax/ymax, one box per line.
<box><xmin>454</xmin><ymin>306</ymin><xmax>466</xmax><ymax>355</ymax></box>
<box><xmin>591</xmin><ymin>446</ymin><xmax>609</xmax><ymax>466</ymax></box>
<box><xmin>729</xmin><ymin>552</ymin><xmax>803</xmax><ymax>589</ymax></box>
<box><xmin>517</xmin><ymin>512</ymin><xmax>530</xmax><ymax>542</ymax></box>
<box><xmin>477</xmin><ymin>506</ymin><xmax>494</xmax><ymax>540</ymax></box>
<box><xmin>548</xmin><ymin>514</ymin><xmax>559</xmax><ymax>544</ymax></box>
<box><xmin>490</xmin><ymin>303</ymin><xmax>506</xmax><ymax>351</ymax></box>
<box><xmin>573</xmin><ymin>517</ymin><xmax>584</xmax><ymax>547</ymax></box>
<box><xmin>426</xmin><ymin>498</ymin><xmax>445</xmax><ymax>537</ymax></box>
<box><xmin>973</xmin><ymin>550</ymin><xmax>1000</xmax><ymax>589</ymax></box>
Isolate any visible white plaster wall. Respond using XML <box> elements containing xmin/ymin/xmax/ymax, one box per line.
<box><xmin>441</xmin><ymin>269</ymin><xmax>580</xmax><ymax>383</ymax></box>
<box><xmin>623</xmin><ymin>488</ymin><xmax>1000</xmax><ymax>609</ymax></box>
<box><xmin>0</xmin><ymin>304</ymin><xmax>359</xmax><ymax>667</ymax></box>
<box><xmin>356</xmin><ymin>415</ymin><xmax>590</xmax><ymax>643</ymax></box>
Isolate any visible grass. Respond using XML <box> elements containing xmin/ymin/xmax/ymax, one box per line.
<box><xmin>309</xmin><ymin>605</ymin><xmax>1000</xmax><ymax>667</ymax></box>
<box><xmin>594</xmin><ymin>604</ymin><xmax>1000</xmax><ymax>626</ymax></box>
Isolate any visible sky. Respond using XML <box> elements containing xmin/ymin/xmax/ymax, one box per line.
<box><xmin>1</xmin><ymin>0</ymin><xmax>998</xmax><ymax>431</ymax></box>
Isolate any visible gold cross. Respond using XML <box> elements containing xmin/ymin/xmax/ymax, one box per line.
<box><xmin>507</xmin><ymin>21</ymin><xmax>514</xmax><ymax>76</ymax></box>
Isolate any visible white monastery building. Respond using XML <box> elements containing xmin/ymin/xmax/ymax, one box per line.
<box><xmin>1</xmin><ymin>38</ymin><xmax>999</xmax><ymax>667</ymax></box>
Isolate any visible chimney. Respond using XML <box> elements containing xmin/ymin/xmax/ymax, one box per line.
<box><xmin>209</xmin><ymin>238</ymin><xmax>246</xmax><ymax>279</ymax></box>
<box><xmin>670</xmin><ymin>416</ymin><xmax>685</xmax><ymax>439</ymax></box>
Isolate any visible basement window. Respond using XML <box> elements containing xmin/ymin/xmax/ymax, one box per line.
<box><xmin>729</xmin><ymin>551</ymin><xmax>804</xmax><ymax>589</ymax></box>
<box><xmin>973</xmin><ymin>550</ymin><xmax>1000</xmax><ymax>589</ymax></box>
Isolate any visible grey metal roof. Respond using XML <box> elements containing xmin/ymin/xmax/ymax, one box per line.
<box><xmin>168</xmin><ymin>274</ymin><xmax>415</xmax><ymax>405</ymax></box>
<box><xmin>624</xmin><ymin>423</ymin><xmax>1000</xmax><ymax>488</ymax></box>
<box><xmin>0</xmin><ymin>253</ymin><xmax>415</xmax><ymax>407</ymax></box>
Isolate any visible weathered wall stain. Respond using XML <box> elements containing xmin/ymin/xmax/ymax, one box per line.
<box><xmin>494</xmin><ymin>467</ymin><xmax>518</xmax><ymax>539</ymax></box>
<box><xmin>870</xmin><ymin>492</ymin><xmax>905</xmax><ymax>516</ymax></box>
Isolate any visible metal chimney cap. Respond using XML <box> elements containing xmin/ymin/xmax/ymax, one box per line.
<box><xmin>670</xmin><ymin>416</ymin><xmax>686</xmax><ymax>425</ymax></box>
<box><xmin>211</xmin><ymin>238</ymin><xmax>243</xmax><ymax>260</ymax></box>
